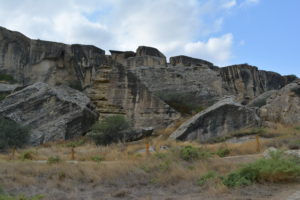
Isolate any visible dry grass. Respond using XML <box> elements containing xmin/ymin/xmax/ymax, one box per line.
<box><xmin>1</xmin><ymin>124</ymin><xmax>299</xmax><ymax>199</ymax></box>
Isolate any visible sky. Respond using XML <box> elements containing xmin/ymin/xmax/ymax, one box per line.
<box><xmin>0</xmin><ymin>0</ymin><xmax>299</xmax><ymax>76</ymax></box>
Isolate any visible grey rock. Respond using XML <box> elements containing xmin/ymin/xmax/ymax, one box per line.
<box><xmin>169</xmin><ymin>97</ymin><xmax>261</xmax><ymax>142</ymax></box>
<box><xmin>263</xmin><ymin>147</ymin><xmax>278</xmax><ymax>158</ymax></box>
<box><xmin>169</xmin><ymin>55</ymin><xmax>213</xmax><ymax>67</ymax></box>
<box><xmin>0</xmin><ymin>82</ymin><xmax>99</xmax><ymax>145</ymax></box>
<box><xmin>136</xmin><ymin>46</ymin><xmax>166</xmax><ymax>58</ymax></box>
<box><xmin>247</xmin><ymin>90</ymin><xmax>277</xmax><ymax>108</ymax></box>
<box><xmin>0</xmin><ymin>83</ymin><xmax>21</xmax><ymax>93</ymax></box>
<box><xmin>259</xmin><ymin>79</ymin><xmax>300</xmax><ymax>126</ymax></box>
<box><xmin>123</xmin><ymin>127</ymin><xmax>154</xmax><ymax>142</ymax></box>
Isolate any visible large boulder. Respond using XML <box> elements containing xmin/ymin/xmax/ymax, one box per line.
<box><xmin>169</xmin><ymin>55</ymin><xmax>213</xmax><ymax>67</ymax></box>
<box><xmin>0</xmin><ymin>82</ymin><xmax>99</xmax><ymax>145</ymax></box>
<box><xmin>169</xmin><ymin>97</ymin><xmax>261</xmax><ymax>142</ymax></box>
<box><xmin>259</xmin><ymin>79</ymin><xmax>300</xmax><ymax>126</ymax></box>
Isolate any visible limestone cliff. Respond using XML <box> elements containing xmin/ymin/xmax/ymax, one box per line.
<box><xmin>0</xmin><ymin>26</ymin><xmax>180</xmax><ymax>130</ymax></box>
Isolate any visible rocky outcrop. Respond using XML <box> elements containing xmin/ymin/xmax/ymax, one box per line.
<box><xmin>0</xmin><ymin>26</ymin><xmax>106</xmax><ymax>87</ymax></box>
<box><xmin>170</xmin><ymin>55</ymin><xmax>213</xmax><ymax>67</ymax></box>
<box><xmin>220</xmin><ymin>64</ymin><xmax>295</xmax><ymax>102</ymax></box>
<box><xmin>131</xmin><ymin>63</ymin><xmax>296</xmax><ymax>111</ymax></box>
<box><xmin>85</xmin><ymin>59</ymin><xmax>180</xmax><ymax>129</ymax></box>
<box><xmin>127</xmin><ymin>46</ymin><xmax>167</xmax><ymax>68</ymax></box>
<box><xmin>136</xmin><ymin>46</ymin><xmax>165</xmax><ymax>58</ymax></box>
<box><xmin>0</xmin><ymin>82</ymin><xmax>99</xmax><ymax>145</ymax></box>
<box><xmin>0</xmin><ymin>27</ymin><xmax>179</xmax><ymax>131</ymax></box>
<box><xmin>247</xmin><ymin>90</ymin><xmax>277</xmax><ymax>107</ymax></box>
<box><xmin>169</xmin><ymin>97</ymin><xmax>261</xmax><ymax>142</ymax></box>
<box><xmin>259</xmin><ymin>79</ymin><xmax>300</xmax><ymax>126</ymax></box>
<box><xmin>0</xmin><ymin>83</ymin><xmax>21</xmax><ymax>94</ymax></box>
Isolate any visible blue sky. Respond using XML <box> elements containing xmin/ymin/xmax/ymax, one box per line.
<box><xmin>0</xmin><ymin>0</ymin><xmax>298</xmax><ymax>76</ymax></box>
<box><xmin>221</xmin><ymin>0</ymin><xmax>300</xmax><ymax>76</ymax></box>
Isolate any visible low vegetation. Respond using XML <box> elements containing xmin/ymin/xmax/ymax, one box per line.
<box><xmin>90</xmin><ymin>115</ymin><xmax>130</xmax><ymax>145</ymax></box>
<box><xmin>0</xmin><ymin>94</ymin><xmax>7</xmax><ymax>101</ymax></box>
<box><xmin>68</xmin><ymin>80</ymin><xmax>83</xmax><ymax>91</ymax></box>
<box><xmin>222</xmin><ymin>151</ymin><xmax>300</xmax><ymax>187</ymax></box>
<box><xmin>0</xmin><ymin>73</ymin><xmax>17</xmax><ymax>84</ymax></box>
<box><xmin>179</xmin><ymin>145</ymin><xmax>211</xmax><ymax>161</ymax></box>
<box><xmin>0</xmin><ymin>118</ymin><xmax>29</xmax><ymax>151</ymax></box>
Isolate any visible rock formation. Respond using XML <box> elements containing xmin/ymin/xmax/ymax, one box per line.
<box><xmin>259</xmin><ymin>79</ymin><xmax>300</xmax><ymax>126</ymax></box>
<box><xmin>169</xmin><ymin>97</ymin><xmax>261</xmax><ymax>142</ymax></box>
<box><xmin>0</xmin><ymin>82</ymin><xmax>99</xmax><ymax>145</ymax></box>
<box><xmin>0</xmin><ymin>26</ymin><xmax>298</xmax><ymax>144</ymax></box>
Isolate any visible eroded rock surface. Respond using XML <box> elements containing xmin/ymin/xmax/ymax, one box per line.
<box><xmin>170</xmin><ymin>97</ymin><xmax>261</xmax><ymax>142</ymax></box>
<box><xmin>0</xmin><ymin>82</ymin><xmax>99</xmax><ymax>145</ymax></box>
<box><xmin>259</xmin><ymin>79</ymin><xmax>300</xmax><ymax>126</ymax></box>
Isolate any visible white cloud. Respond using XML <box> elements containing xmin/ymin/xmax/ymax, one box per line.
<box><xmin>183</xmin><ymin>34</ymin><xmax>233</xmax><ymax>65</ymax></box>
<box><xmin>240</xmin><ymin>0</ymin><xmax>260</xmax><ymax>7</ymax></box>
<box><xmin>0</xmin><ymin>0</ymin><xmax>240</xmax><ymax>65</ymax></box>
<box><xmin>222</xmin><ymin>0</ymin><xmax>237</xmax><ymax>9</ymax></box>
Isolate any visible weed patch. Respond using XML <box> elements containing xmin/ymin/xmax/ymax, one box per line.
<box><xmin>222</xmin><ymin>151</ymin><xmax>300</xmax><ymax>187</ymax></box>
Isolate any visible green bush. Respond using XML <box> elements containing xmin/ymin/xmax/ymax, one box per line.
<box><xmin>0</xmin><ymin>118</ymin><xmax>29</xmax><ymax>150</ymax></box>
<box><xmin>222</xmin><ymin>151</ymin><xmax>300</xmax><ymax>187</ymax></box>
<box><xmin>91</xmin><ymin>155</ymin><xmax>104</xmax><ymax>163</ymax></box>
<box><xmin>65</xmin><ymin>138</ymin><xmax>86</xmax><ymax>148</ymax></box>
<box><xmin>0</xmin><ymin>94</ymin><xmax>6</xmax><ymax>101</ymax></box>
<box><xmin>19</xmin><ymin>151</ymin><xmax>35</xmax><ymax>161</ymax></box>
<box><xmin>47</xmin><ymin>156</ymin><xmax>61</xmax><ymax>164</ymax></box>
<box><xmin>0</xmin><ymin>73</ymin><xmax>17</xmax><ymax>84</ymax></box>
<box><xmin>68</xmin><ymin>80</ymin><xmax>83</xmax><ymax>91</ymax></box>
<box><xmin>197</xmin><ymin>171</ymin><xmax>218</xmax><ymax>186</ymax></box>
<box><xmin>179</xmin><ymin>145</ymin><xmax>211</xmax><ymax>161</ymax></box>
<box><xmin>216</xmin><ymin>147</ymin><xmax>230</xmax><ymax>157</ymax></box>
<box><xmin>90</xmin><ymin>115</ymin><xmax>130</xmax><ymax>145</ymax></box>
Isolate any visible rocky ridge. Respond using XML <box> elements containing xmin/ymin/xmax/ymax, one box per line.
<box><xmin>0</xmin><ymin>26</ymin><xmax>299</xmax><ymax>143</ymax></box>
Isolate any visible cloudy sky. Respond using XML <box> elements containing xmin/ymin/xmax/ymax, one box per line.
<box><xmin>0</xmin><ymin>0</ymin><xmax>299</xmax><ymax>76</ymax></box>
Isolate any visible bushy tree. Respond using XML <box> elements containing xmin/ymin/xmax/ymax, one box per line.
<box><xmin>90</xmin><ymin>115</ymin><xmax>130</xmax><ymax>145</ymax></box>
<box><xmin>0</xmin><ymin>118</ymin><xmax>29</xmax><ymax>150</ymax></box>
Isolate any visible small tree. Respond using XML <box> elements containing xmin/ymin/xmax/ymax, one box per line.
<box><xmin>90</xmin><ymin>115</ymin><xmax>130</xmax><ymax>145</ymax></box>
<box><xmin>0</xmin><ymin>117</ymin><xmax>29</xmax><ymax>151</ymax></box>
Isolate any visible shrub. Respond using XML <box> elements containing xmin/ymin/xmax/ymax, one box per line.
<box><xmin>91</xmin><ymin>155</ymin><xmax>104</xmax><ymax>163</ymax></box>
<box><xmin>179</xmin><ymin>145</ymin><xmax>211</xmax><ymax>161</ymax></box>
<box><xmin>197</xmin><ymin>171</ymin><xmax>218</xmax><ymax>186</ymax></box>
<box><xmin>47</xmin><ymin>156</ymin><xmax>61</xmax><ymax>164</ymax></box>
<box><xmin>20</xmin><ymin>151</ymin><xmax>35</xmax><ymax>161</ymax></box>
<box><xmin>0</xmin><ymin>94</ymin><xmax>6</xmax><ymax>101</ymax></box>
<box><xmin>0</xmin><ymin>118</ymin><xmax>29</xmax><ymax>150</ymax></box>
<box><xmin>222</xmin><ymin>151</ymin><xmax>300</xmax><ymax>187</ymax></box>
<box><xmin>90</xmin><ymin>115</ymin><xmax>130</xmax><ymax>145</ymax></box>
<box><xmin>0</xmin><ymin>73</ymin><xmax>17</xmax><ymax>84</ymax></box>
<box><xmin>68</xmin><ymin>80</ymin><xmax>83</xmax><ymax>91</ymax></box>
<box><xmin>216</xmin><ymin>147</ymin><xmax>230</xmax><ymax>157</ymax></box>
<box><xmin>65</xmin><ymin>138</ymin><xmax>86</xmax><ymax>148</ymax></box>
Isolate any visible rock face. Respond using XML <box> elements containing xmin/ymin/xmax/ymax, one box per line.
<box><xmin>127</xmin><ymin>46</ymin><xmax>167</xmax><ymax>68</ymax></box>
<box><xmin>170</xmin><ymin>97</ymin><xmax>261</xmax><ymax>142</ymax></box>
<box><xmin>0</xmin><ymin>26</ymin><xmax>106</xmax><ymax>87</ymax></box>
<box><xmin>0</xmin><ymin>82</ymin><xmax>99</xmax><ymax>145</ymax></box>
<box><xmin>131</xmin><ymin>63</ymin><xmax>296</xmax><ymax>110</ymax></box>
<box><xmin>0</xmin><ymin>26</ymin><xmax>179</xmax><ymax>131</ymax></box>
<box><xmin>0</xmin><ymin>26</ymin><xmax>298</xmax><ymax>144</ymax></box>
<box><xmin>259</xmin><ymin>79</ymin><xmax>300</xmax><ymax>126</ymax></box>
<box><xmin>85</xmin><ymin>59</ymin><xmax>180</xmax><ymax>129</ymax></box>
<box><xmin>169</xmin><ymin>55</ymin><xmax>213</xmax><ymax>67</ymax></box>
